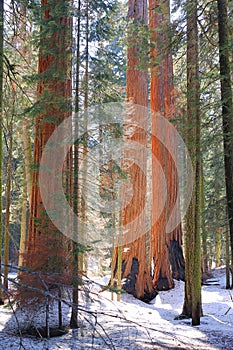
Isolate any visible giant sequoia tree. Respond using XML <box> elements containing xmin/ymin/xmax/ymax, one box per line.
<box><xmin>112</xmin><ymin>0</ymin><xmax>185</xmax><ymax>301</ymax></box>
<box><xmin>112</xmin><ymin>0</ymin><xmax>156</xmax><ymax>302</ymax></box>
<box><xmin>149</xmin><ymin>0</ymin><xmax>185</xmax><ymax>291</ymax></box>
<box><xmin>21</xmin><ymin>0</ymin><xmax>72</xmax><ymax>297</ymax></box>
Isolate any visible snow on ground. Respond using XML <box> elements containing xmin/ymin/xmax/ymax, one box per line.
<box><xmin>0</xmin><ymin>267</ymin><xmax>232</xmax><ymax>349</ymax></box>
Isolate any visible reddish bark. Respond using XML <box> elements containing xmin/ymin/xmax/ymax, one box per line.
<box><xmin>23</xmin><ymin>0</ymin><xmax>72</xmax><ymax>280</ymax></box>
<box><xmin>149</xmin><ymin>0</ymin><xmax>184</xmax><ymax>290</ymax></box>
<box><xmin>112</xmin><ymin>0</ymin><xmax>156</xmax><ymax>302</ymax></box>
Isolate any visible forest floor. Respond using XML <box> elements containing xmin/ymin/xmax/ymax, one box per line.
<box><xmin>0</xmin><ymin>267</ymin><xmax>232</xmax><ymax>350</ymax></box>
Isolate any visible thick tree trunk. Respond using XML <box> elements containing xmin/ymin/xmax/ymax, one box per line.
<box><xmin>149</xmin><ymin>0</ymin><xmax>184</xmax><ymax>291</ymax></box>
<box><xmin>23</xmin><ymin>0</ymin><xmax>72</xmax><ymax>299</ymax></box>
<box><xmin>217</xmin><ymin>0</ymin><xmax>233</xmax><ymax>289</ymax></box>
<box><xmin>112</xmin><ymin>0</ymin><xmax>156</xmax><ymax>302</ymax></box>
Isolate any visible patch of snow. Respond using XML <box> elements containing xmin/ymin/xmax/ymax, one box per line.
<box><xmin>0</xmin><ymin>267</ymin><xmax>232</xmax><ymax>349</ymax></box>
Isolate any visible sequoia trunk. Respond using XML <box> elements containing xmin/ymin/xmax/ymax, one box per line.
<box><xmin>149</xmin><ymin>0</ymin><xmax>184</xmax><ymax>291</ymax></box>
<box><xmin>23</xmin><ymin>0</ymin><xmax>72</xmax><ymax>296</ymax></box>
<box><xmin>112</xmin><ymin>0</ymin><xmax>156</xmax><ymax>302</ymax></box>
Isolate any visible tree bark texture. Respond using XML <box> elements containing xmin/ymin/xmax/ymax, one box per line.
<box><xmin>23</xmin><ymin>0</ymin><xmax>72</xmax><ymax>291</ymax></box>
<box><xmin>112</xmin><ymin>0</ymin><xmax>157</xmax><ymax>302</ymax></box>
<box><xmin>149</xmin><ymin>0</ymin><xmax>184</xmax><ymax>291</ymax></box>
<box><xmin>182</xmin><ymin>0</ymin><xmax>202</xmax><ymax>326</ymax></box>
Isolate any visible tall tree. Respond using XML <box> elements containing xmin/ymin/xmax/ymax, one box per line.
<box><xmin>182</xmin><ymin>0</ymin><xmax>202</xmax><ymax>326</ymax></box>
<box><xmin>217</xmin><ymin>0</ymin><xmax>233</xmax><ymax>288</ymax></box>
<box><xmin>3</xmin><ymin>111</ymin><xmax>13</xmax><ymax>290</ymax></box>
<box><xmin>21</xmin><ymin>0</ymin><xmax>72</xmax><ymax>302</ymax></box>
<box><xmin>18</xmin><ymin>0</ymin><xmax>33</xmax><ymax>270</ymax></box>
<box><xmin>112</xmin><ymin>0</ymin><xmax>156</xmax><ymax>302</ymax></box>
<box><xmin>0</xmin><ymin>0</ymin><xmax>3</xmax><ymax>304</ymax></box>
<box><xmin>70</xmin><ymin>0</ymin><xmax>81</xmax><ymax>329</ymax></box>
<box><xmin>149</xmin><ymin>0</ymin><xmax>185</xmax><ymax>291</ymax></box>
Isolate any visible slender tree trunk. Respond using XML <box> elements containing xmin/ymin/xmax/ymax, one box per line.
<box><xmin>19</xmin><ymin>2</ymin><xmax>33</xmax><ymax>206</ymax></box>
<box><xmin>70</xmin><ymin>0</ymin><xmax>81</xmax><ymax>329</ymax></box>
<box><xmin>80</xmin><ymin>0</ymin><xmax>89</xmax><ymax>273</ymax></box>
<box><xmin>182</xmin><ymin>0</ymin><xmax>202</xmax><ymax>326</ymax></box>
<box><xmin>201</xmin><ymin>160</ymin><xmax>208</xmax><ymax>273</ymax></box>
<box><xmin>18</xmin><ymin>169</ymin><xmax>27</xmax><ymax>269</ymax></box>
<box><xmin>192</xmin><ymin>43</ymin><xmax>202</xmax><ymax>325</ymax></box>
<box><xmin>4</xmin><ymin>117</ymin><xmax>13</xmax><ymax>290</ymax></box>
<box><xmin>217</xmin><ymin>0</ymin><xmax>233</xmax><ymax>289</ymax></box>
<box><xmin>0</xmin><ymin>0</ymin><xmax>3</xmax><ymax>304</ymax></box>
<box><xmin>18</xmin><ymin>124</ymin><xmax>32</xmax><ymax>268</ymax></box>
<box><xmin>225</xmin><ymin>213</ymin><xmax>230</xmax><ymax>289</ymax></box>
<box><xmin>22</xmin><ymin>120</ymin><xmax>33</xmax><ymax>205</ymax></box>
<box><xmin>18</xmin><ymin>2</ymin><xmax>33</xmax><ymax>271</ymax></box>
<box><xmin>215</xmin><ymin>228</ymin><xmax>222</xmax><ymax>267</ymax></box>
<box><xmin>117</xmin><ymin>211</ymin><xmax>122</xmax><ymax>302</ymax></box>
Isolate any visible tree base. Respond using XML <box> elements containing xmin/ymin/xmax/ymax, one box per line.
<box><xmin>174</xmin><ymin>314</ymin><xmax>190</xmax><ymax>320</ymax></box>
<box><xmin>121</xmin><ymin>258</ymin><xmax>158</xmax><ymax>302</ymax></box>
<box><xmin>122</xmin><ymin>281</ymin><xmax>158</xmax><ymax>303</ymax></box>
<box><xmin>169</xmin><ymin>240</ymin><xmax>185</xmax><ymax>281</ymax></box>
<box><xmin>24</xmin><ymin>326</ymin><xmax>68</xmax><ymax>338</ymax></box>
<box><xmin>156</xmin><ymin>277</ymin><xmax>174</xmax><ymax>291</ymax></box>
<box><xmin>70</xmin><ymin>320</ymin><xmax>85</xmax><ymax>329</ymax></box>
<box><xmin>137</xmin><ymin>289</ymin><xmax>158</xmax><ymax>303</ymax></box>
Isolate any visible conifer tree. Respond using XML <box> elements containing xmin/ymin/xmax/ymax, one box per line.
<box><xmin>21</xmin><ymin>0</ymin><xmax>72</xmax><ymax>312</ymax></box>
<box><xmin>112</xmin><ymin>0</ymin><xmax>157</xmax><ymax>302</ymax></box>
<box><xmin>182</xmin><ymin>0</ymin><xmax>202</xmax><ymax>326</ymax></box>
<box><xmin>149</xmin><ymin>0</ymin><xmax>185</xmax><ymax>291</ymax></box>
<box><xmin>217</xmin><ymin>0</ymin><xmax>233</xmax><ymax>288</ymax></box>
